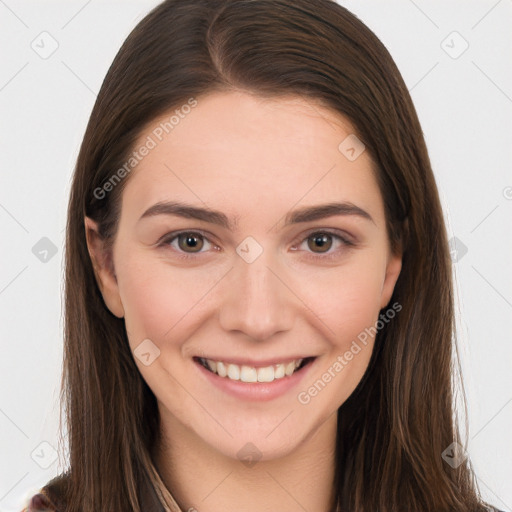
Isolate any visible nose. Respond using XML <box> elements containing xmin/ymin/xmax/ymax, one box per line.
<box><xmin>218</xmin><ymin>250</ymin><xmax>295</xmax><ymax>341</ymax></box>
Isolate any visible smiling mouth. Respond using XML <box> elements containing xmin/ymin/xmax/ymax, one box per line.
<box><xmin>195</xmin><ymin>356</ymin><xmax>315</xmax><ymax>383</ymax></box>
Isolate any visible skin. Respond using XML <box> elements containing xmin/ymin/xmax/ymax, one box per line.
<box><xmin>85</xmin><ymin>91</ymin><xmax>402</xmax><ymax>512</ymax></box>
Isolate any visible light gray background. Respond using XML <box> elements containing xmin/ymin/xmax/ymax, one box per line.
<box><xmin>1</xmin><ymin>1</ymin><xmax>511</xmax><ymax>511</ymax></box>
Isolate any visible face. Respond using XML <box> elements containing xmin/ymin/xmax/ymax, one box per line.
<box><xmin>85</xmin><ymin>91</ymin><xmax>401</xmax><ymax>462</ymax></box>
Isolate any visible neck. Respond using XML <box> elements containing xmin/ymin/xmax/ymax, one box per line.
<box><xmin>153</xmin><ymin>406</ymin><xmax>338</xmax><ymax>512</ymax></box>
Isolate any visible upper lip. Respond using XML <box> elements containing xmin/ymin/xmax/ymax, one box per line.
<box><xmin>194</xmin><ymin>355</ymin><xmax>315</xmax><ymax>367</ymax></box>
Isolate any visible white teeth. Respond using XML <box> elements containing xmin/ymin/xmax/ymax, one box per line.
<box><xmin>227</xmin><ymin>364</ymin><xmax>240</xmax><ymax>380</ymax></box>
<box><xmin>257</xmin><ymin>366</ymin><xmax>274</xmax><ymax>382</ymax></box>
<box><xmin>285</xmin><ymin>361</ymin><xmax>296</xmax><ymax>376</ymax></box>
<box><xmin>200</xmin><ymin>357</ymin><xmax>307</xmax><ymax>382</ymax></box>
<box><xmin>240</xmin><ymin>365</ymin><xmax>258</xmax><ymax>383</ymax></box>
<box><xmin>217</xmin><ymin>361</ymin><xmax>227</xmax><ymax>377</ymax></box>
<box><xmin>274</xmin><ymin>364</ymin><xmax>285</xmax><ymax>379</ymax></box>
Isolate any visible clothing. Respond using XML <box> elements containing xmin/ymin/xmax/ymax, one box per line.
<box><xmin>20</xmin><ymin>455</ymin><xmax>179</xmax><ymax>512</ymax></box>
<box><xmin>21</xmin><ymin>475</ymin><xmax>167</xmax><ymax>512</ymax></box>
<box><xmin>21</xmin><ymin>475</ymin><xmax>507</xmax><ymax>512</ymax></box>
<box><xmin>21</xmin><ymin>490</ymin><xmax>57</xmax><ymax>512</ymax></box>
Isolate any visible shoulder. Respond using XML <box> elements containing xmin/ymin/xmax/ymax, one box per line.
<box><xmin>21</xmin><ymin>473</ymin><xmax>69</xmax><ymax>512</ymax></box>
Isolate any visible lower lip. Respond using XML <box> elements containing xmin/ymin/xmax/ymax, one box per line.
<box><xmin>194</xmin><ymin>359</ymin><xmax>315</xmax><ymax>402</ymax></box>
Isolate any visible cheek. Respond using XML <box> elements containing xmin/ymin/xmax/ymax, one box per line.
<box><xmin>116</xmin><ymin>258</ymin><xmax>210</xmax><ymax>397</ymax></box>
<box><xmin>300</xmin><ymin>252</ymin><xmax>387</xmax><ymax>337</ymax></box>
<box><xmin>116</xmin><ymin>253</ymin><xmax>223</xmax><ymax>349</ymax></box>
<box><xmin>294</xmin><ymin>253</ymin><xmax>387</xmax><ymax>404</ymax></box>
<box><xmin>122</xmin><ymin>279</ymin><xmax>179</xmax><ymax>346</ymax></box>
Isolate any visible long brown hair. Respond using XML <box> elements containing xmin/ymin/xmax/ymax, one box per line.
<box><xmin>49</xmin><ymin>0</ymin><xmax>494</xmax><ymax>510</ymax></box>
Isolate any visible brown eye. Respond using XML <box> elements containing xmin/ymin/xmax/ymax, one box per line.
<box><xmin>307</xmin><ymin>233</ymin><xmax>333</xmax><ymax>253</ymax></box>
<box><xmin>177</xmin><ymin>232</ymin><xmax>204</xmax><ymax>252</ymax></box>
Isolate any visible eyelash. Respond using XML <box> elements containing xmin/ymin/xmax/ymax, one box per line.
<box><xmin>158</xmin><ymin>229</ymin><xmax>355</xmax><ymax>261</ymax></box>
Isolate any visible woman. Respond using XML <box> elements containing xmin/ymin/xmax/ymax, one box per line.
<box><xmin>22</xmin><ymin>0</ymin><xmax>502</xmax><ymax>511</ymax></box>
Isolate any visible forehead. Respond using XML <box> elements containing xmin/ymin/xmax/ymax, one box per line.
<box><xmin>120</xmin><ymin>91</ymin><xmax>383</xmax><ymax>228</ymax></box>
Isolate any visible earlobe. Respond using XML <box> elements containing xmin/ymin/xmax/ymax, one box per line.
<box><xmin>380</xmin><ymin>252</ymin><xmax>402</xmax><ymax>309</ymax></box>
<box><xmin>84</xmin><ymin>216</ymin><xmax>125</xmax><ymax>318</ymax></box>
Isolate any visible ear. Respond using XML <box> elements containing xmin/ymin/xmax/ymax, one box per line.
<box><xmin>84</xmin><ymin>216</ymin><xmax>125</xmax><ymax>318</ymax></box>
<box><xmin>380</xmin><ymin>250</ymin><xmax>402</xmax><ymax>309</ymax></box>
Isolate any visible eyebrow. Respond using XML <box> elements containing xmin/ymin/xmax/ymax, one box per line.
<box><xmin>139</xmin><ymin>201</ymin><xmax>237</xmax><ymax>229</ymax></box>
<box><xmin>138</xmin><ymin>200</ymin><xmax>374</xmax><ymax>229</ymax></box>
